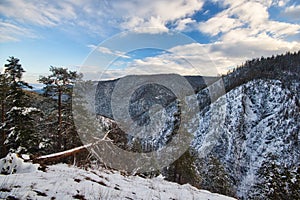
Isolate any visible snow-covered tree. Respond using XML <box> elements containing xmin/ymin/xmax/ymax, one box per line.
<box><xmin>1</xmin><ymin>57</ymin><xmax>41</xmax><ymax>154</ymax></box>
<box><xmin>249</xmin><ymin>155</ymin><xmax>300</xmax><ymax>199</ymax></box>
<box><xmin>198</xmin><ymin>156</ymin><xmax>235</xmax><ymax>197</ymax></box>
<box><xmin>5</xmin><ymin>107</ymin><xmax>42</xmax><ymax>154</ymax></box>
<box><xmin>164</xmin><ymin>148</ymin><xmax>202</xmax><ymax>189</ymax></box>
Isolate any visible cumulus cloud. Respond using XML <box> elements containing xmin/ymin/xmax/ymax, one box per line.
<box><xmin>1</xmin><ymin>0</ymin><xmax>298</xmax><ymax>40</ymax></box>
<box><xmin>112</xmin><ymin>0</ymin><xmax>205</xmax><ymax>33</ymax></box>
<box><xmin>198</xmin><ymin>0</ymin><xmax>300</xmax><ymax>67</ymax></box>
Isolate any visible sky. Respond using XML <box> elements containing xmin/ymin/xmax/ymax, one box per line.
<box><xmin>0</xmin><ymin>0</ymin><xmax>299</xmax><ymax>83</ymax></box>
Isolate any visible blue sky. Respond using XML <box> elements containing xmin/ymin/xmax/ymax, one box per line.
<box><xmin>0</xmin><ymin>0</ymin><xmax>299</xmax><ymax>83</ymax></box>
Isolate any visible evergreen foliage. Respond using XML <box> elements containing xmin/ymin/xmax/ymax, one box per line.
<box><xmin>194</xmin><ymin>155</ymin><xmax>235</xmax><ymax>197</ymax></box>
<box><xmin>164</xmin><ymin>148</ymin><xmax>202</xmax><ymax>189</ymax></box>
<box><xmin>249</xmin><ymin>155</ymin><xmax>300</xmax><ymax>200</ymax></box>
<box><xmin>0</xmin><ymin>57</ymin><xmax>40</xmax><ymax>155</ymax></box>
<box><xmin>38</xmin><ymin>66</ymin><xmax>82</xmax><ymax>151</ymax></box>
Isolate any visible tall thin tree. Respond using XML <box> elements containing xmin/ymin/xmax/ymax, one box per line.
<box><xmin>39</xmin><ymin>66</ymin><xmax>80</xmax><ymax>149</ymax></box>
<box><xmin>0</xmin><ymin>72</ymin><xmax>9</xmax><ymax>157</ymax></box>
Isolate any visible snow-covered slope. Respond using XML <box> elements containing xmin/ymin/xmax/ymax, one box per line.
<box><xmin>0</xmin><ymin>154</ymin><xmax>236</xmax><ymax>200</ymax></box>
<box><xmin>193</xmin><ymin>79</ymin><xmax>300</xmax><ymax>198</ymax></box>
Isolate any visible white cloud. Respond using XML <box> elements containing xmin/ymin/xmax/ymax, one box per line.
<box><xmin>168</xmin><ymin>37</ymin><xmax>300</xmax><ymax>75</ymax></box>
<box><xmin>271</xmin><ymin>0</ymin><xmax>290</xmax><ymax>7</ymax></box>
<box><xmin>198</xmin><ymin>0</ymin><xmax>271</xmax><ymax>38</ymax></box>
<box><xmin>90</xmin><ymin>50</ymin><xmax>207</xmax><ymax>80</ymax></box>
<box><xmin>266</xmin><ymin>20</ymin><xmax>300</xmax><ymax>38</ymax></box>
<box><xmin>0</xmin><ymin>0</ymin><xmax>77</xmax><ymax>27</ymax></box>
<box><xmin>100</xmin><ymin>55</ymin><xmax>199</xmax><ymax>80</ymax></box>
<box><xmin>175</xmin><ymin>18</ymin><xmax>197</xmax><ymax>31</ymax></box>
<box><xmin>98</xmin><ymin>44</ymin><xmax>222</xmax><ymax>79</ymax></box>
<box><xmin>120</xmin><ymin>16</ymin><xmax>169</xmax><ymax>34</ymax></box>
<box><xmin>113</xmin><ymin>0</ymin><xmax>205</xmax><ymax>33</ymax></box>
<box><xmin>283</xmin><ymin>4</ymin><xmax>300</xmax><ymax>20</ymax></box>
<box><xmin>199</xmin><ymin>14</ymin><xmax>243</xmax><ymax>36</ymax></box>
<box><xmin>0</xmin><ymin>20</ymin><xmax>36</xmax><ymax>42</ymax></box>
<box><xmin>92</xmin><ymin>46</ymin><xmax>130</xmax><ymax>59</ymax></box>
<box><xmin>0</xmin><ymin>0</ymin><xmax>110</xmax><ymax>41</ymax></box>
<box><xmin>198</xmin><ymin>0</ymin><xmax>300</xmax><ymax>64</ymax></box>
<box><xmin>111</xmin><ymin>0</ymin><xmax>204</xmax><ymax>22</ymax></box>
<box><xmin>0</xmin><ymin>0</ymin><xmax>206</xmax><ymax>39</ymax></box>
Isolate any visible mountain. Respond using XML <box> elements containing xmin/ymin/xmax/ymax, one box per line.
<box><xmin>193</xmin><ymin>78</ymin><xmax>300</xmax><ymax>198</ymax></box>
<box><xmin>93</xmin><ymin>51</ymin><xmax>300</xmax><ymax>199</ymax></box>
<box><xmin>25</xmin><ymin>83</ymin><xmax>44</xmax><ymax>94</ymax></box>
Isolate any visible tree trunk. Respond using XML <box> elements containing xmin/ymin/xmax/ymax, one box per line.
<box><xmin>58</xmin><ymin>89</ymin><xmax>62</xmax><ymax>148</ymax></box>
<box><xmin>1</xmin><ymin>101</ymin><xmax>6</xmax><ymax>156</ymax></box>
<box><xmin>1</xmin><ymin>101</ymin><xmax>4</xmax><ymax>123</ymax></box>
<box><xmin>32</xmin><ymin>132</ymin><xmax>111</xmax><ymax>165</ymax></box>
<box><xmin>32</xmin><ymin>141</ymin><xmax>100</xmax><ymax>165</ymax></box>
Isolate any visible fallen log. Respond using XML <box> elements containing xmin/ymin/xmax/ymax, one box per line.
<box><xmin>32</xmin><ymin>143</ymin><xmax>91</xmax><ymax>164</ymax></box>
<box><xmin>32</xmin><ymin>131</ymin><xmax>112</xmax><ymax>165</ymax></box>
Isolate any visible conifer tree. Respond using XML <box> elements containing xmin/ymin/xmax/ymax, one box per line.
<box><xmin>164</xmin><ymin>148</ymin><xmax>202</xmax><ymax>189</ymax></box>
<box><xmin>249</xmin><ymin>158</ymin><xmax>300</xmax><ymax>199</ymax></box>
<box><xmin>1</xmin><ymin>57</ymin><xmax>41</xmax><ymax>154</ymax></box>
<box><xmin>39</xmin><ymin>66</ymin><xmax>81</xmax><ymax>150</ymax></box>
<box><xmin>0</xmin><ymin>72</ymin><xmax>9</xmax><ymax>157</ymax></box>
<box><xmin>198</xmin><ymin>156</ymin><xmax>234</xmax><ymax>196</ymax></box>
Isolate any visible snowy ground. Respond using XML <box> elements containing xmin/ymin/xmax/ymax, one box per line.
<box><xmin>0</xmin><ymin>154</ymin><xmax>236</xmax><ymax>200</ymax></box>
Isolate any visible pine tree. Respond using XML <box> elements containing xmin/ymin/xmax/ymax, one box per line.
<box><xmin>164</xmin><ymin>148</ymin><xmax>202</xmax><ymax>189</ymax></box>
<box><xmin>199</xmin><ymin>156</ymin><xmax>234</xmax><ymax>197</ymax></box>
<box><xmin>0</xmin><ymin>72</ymin><xmax>10</xmax><ymax>157</ymax></box>
<box><xmin>248</xmin><ymin>155</ymin><xmax>300</xmax><ymax>199</ymax></box>
<box><xmin>1</xmin><ymin>57</ymin><xmax>41</xmax><ymax>154</ymax></box>
<box><xmin>38</xmin><ymin>66</ymin><xmax>82</xmax><ymax>151</ymax></box>
<box><xmin>5</xmin><ymin>107</ymin><xmax>42</xmax><ymax>154</ymax></box>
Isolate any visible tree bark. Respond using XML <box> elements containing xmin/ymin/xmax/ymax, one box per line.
<box><xmin>1</xmin><ymin>101</ymin><xmax>6</xmax><ymax>156</ymax></box>
<box><xmin>1</xmin><ymin>101</ymin><xmax>4</xmax><ymax>123</ymax></box>
<box><xmin>33</xmin><ymin>144</ymin><xmax>89</xmax><ymax>164</ymax></box>
<box><xmin>58</xmin><ymin>89</ymin><xmax>62</xmax><ymax>148</ymax></box>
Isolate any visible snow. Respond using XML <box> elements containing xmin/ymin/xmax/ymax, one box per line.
<box><xmin>21</xmin><ymin>154</ymin><xmax>30</xmax><ymax>160</ymax></box>
<box><xmin>0</xmin><ymin>153</ymin><xmax>38</xmax><ymax>174</ymax></box>
<box><xmin>191</xmin><ymin>79</ymin><xmax>300</xmax><ymax>198</ymax></box>
<box><xmin>9</xmin><ymin>107</ymin><xmax>40</xmax><ymax>115</ymax></box>
<box><xmin>0</xmin><ymin>159</ymin><xmax>236</xmax><ymax>199</ymax></box>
